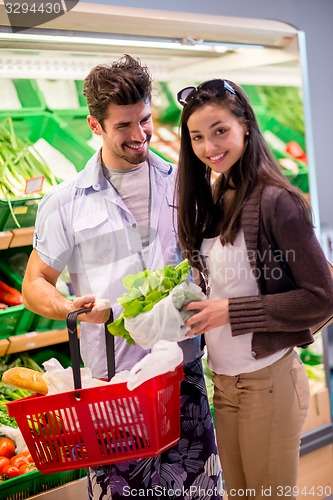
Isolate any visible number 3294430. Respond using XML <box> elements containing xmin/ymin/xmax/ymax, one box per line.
<box><xmin>277</xmin><ymin>486</ymin><xmax>332</xmax><ymax>497</ymax></box>
<box><xmin>5</xmin><ymin>2</ymin><xmax>62</xmax><ymax>14</ymax></box>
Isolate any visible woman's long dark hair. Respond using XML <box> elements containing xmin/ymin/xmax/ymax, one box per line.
<box><xmin>175</xmin><ymin>79</ymin><xmax>312</xmax><ymax>271</ymax></box>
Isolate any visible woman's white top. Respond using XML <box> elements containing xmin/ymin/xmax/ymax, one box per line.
<box><xmin>201</xmin><ymin>230</ymin><xmax>288</xmax><ymax>376</ymax></box>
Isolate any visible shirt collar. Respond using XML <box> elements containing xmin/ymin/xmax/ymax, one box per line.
<box><xmin>76</xmin><ymin>149</ymin><xmax>104</xmax><ymax>190</ymax></box>
<box><xmin>76</xmin><ymin>148</ymin><xmax>174</xmax><ymax>190</ymax></box>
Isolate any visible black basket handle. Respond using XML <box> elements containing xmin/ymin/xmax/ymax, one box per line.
<box><xmin>66</xmin><ymin>307</ymin><xmax>114</xmax><ymax>397</ymax></box>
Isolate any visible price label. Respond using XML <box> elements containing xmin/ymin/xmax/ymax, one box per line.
<box><xmin>25</xmin><ymin>175</ymin><xmax>44</xmax><ymax>194</ymax></box>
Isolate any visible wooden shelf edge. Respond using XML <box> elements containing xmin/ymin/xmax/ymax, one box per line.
<box><xmin>0</xmin><ymin>338</ymin><xmax>10</xmax><ymax>356</ymax></box>
<box><xmin>6</xmin><ymin>328</ymin><xmax>69</xmax><ymax>354</ymax></box>
<box><xmin>9</xmin><ymin>227</ymin><xmax>35</xmax><ymax>248</ymax></box>
<box><xmin>0</xmin><ymin>231</ymin><xmax>13</xmax><ymax>250</ymax></box>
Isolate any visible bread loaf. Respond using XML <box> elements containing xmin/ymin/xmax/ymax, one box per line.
<box><xmin>2</xmin><ymin>367</ymin><xmax>48</xmax><ymax>395</ymax></box>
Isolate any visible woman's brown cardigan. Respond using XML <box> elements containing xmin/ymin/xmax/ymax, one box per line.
<box><xmin>228</xmin><ymin>183</ymin><xmax>333</xmax><ymax>359</ymax></box>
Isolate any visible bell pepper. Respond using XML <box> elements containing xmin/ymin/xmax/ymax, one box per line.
<box><xmin>0</xmin><ymin>280</ymin><xmax>23</xmax><ymax>306</ymax></box>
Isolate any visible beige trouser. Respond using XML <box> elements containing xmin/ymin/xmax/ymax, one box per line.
<box><xmin>213</xmin><ymin>348</ymin><xmax>310</xmax><ymax>500</ymax></box>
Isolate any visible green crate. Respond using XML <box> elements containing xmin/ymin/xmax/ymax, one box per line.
<box><xmin>0</xmin><ymin>111</ymin><xmax>93</xmax><ymax>171</ymax></box>
<box><xmin>0</xmin><ymin>246</ymin><xmax>32</xmax><ymax>291</ymax></box>
<box><xmin>0</xmin><ymin>468</ymin><xmax>87</xmax><ymax>500</ymax></box>
<box><xmin>0</xmin><ymin>79</ymin><xmax>46</xmax><ymax>113</ymax></box>
<box><xmin>54</xmin><ymin>109</ymin><xmax>91</xmax><ymax>141</ymax></box>
<box><xmin>0</xmin><ymin>112</ymin><xmax>94</xmax><ymax>231</ymax></box>
<box><xmin>31</xmin><ymin>295</ymin><xmax>75</xmax><ymax>332</ymax></box>
<box><xmin>12</xmin><ymin>79</ymin><xmax>46</xmax><ymax>112</ymax></box>
<box><xmin>154</xmin><ymin>82</ymin><xmax>181</xmax><ymax>125</ymax></box>
<box><xmin>0</xmin><ymin>258</ymin><xmax>35</xmax><ymax>337</ymax></box>
<box><xmin>264</xmin><ymin>116</ymin><xmax>306</xmax><ymax>151</ymax></box>
<box><xmin>0</xmin><ymin>247</ymin><xmax>71</xmax><ymax>332</ymax></box>
<box><xmin>39</xmin><ymin>79</ymin><xmax>88</xmax><ymax>112</ymax></box>
<box><xmin>241</xmin><ymin>84</ymin><xmax>267</xmax><ymax>108</ymax></box>
<box><xmin>269</xmin><ymin>146</ymin><xmax>309</xmax><ymax>193</ymax></box>
<box><xmin>0</xmin><ymin>197</ymin><xmax>40</xmax><ymax>233</ymax></box>
<box><xmin>31</xmin><ymin>315</ymin><xmax>67</xmax><ymax>332</ymax></box>
<box><xmin>0</xmin><ymin>304</ymin><xmax>34</xmax><ymax>339</ymax></box>
<box><xmin>75</xmin><ymin>80</ymin><xmax>89</xmax><ymax>108</ymax></box>
<box><xmin>30</xmin><ymin>343</ymin><xmax>73</xmax><ymax>368</ymax></box>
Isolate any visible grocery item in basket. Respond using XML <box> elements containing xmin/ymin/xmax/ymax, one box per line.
<box><xmin>42</xmin><ymin>358</ymin><xmax>107</xmax><ymax>395</ymax></box>
<box><xmin>127</xmin><ymin>340</ymin><xmax>183</xmax><ymax>390</ymax></box>
<box><xmin>2</xmin><ymin>367</ymin><xmax>48</xmax><ymax>395</ymax></box>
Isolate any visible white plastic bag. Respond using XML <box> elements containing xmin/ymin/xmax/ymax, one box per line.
<box><xmin>0</xmin><ymin>425</ymin><xmax>28</xmax><ymax>454</ymax></box>
<box><xmin>42</xmin><ymin>358</ymin><xmax>107</xmax><ymax>395</ymax></box>
<box><xmin>127</xmin><ymin>340</ymin><xmax>183</xmax><ymax>390</ymax></box>
<box><xmin>124</xmin><ymin>281</ymin><xmax>205</xmax><ymax>349</ymax></box>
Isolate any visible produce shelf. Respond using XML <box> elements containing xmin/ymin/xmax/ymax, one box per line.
<box><xmin>0</xmin><ymin>78</ymin><xmax>46</xmax><ymax>113</ymax></box>
<box><xmin>0</xmin><ymin>231</ymin><xmax>13</xmax><ymax>249</ymax></box>
<box><xmin>9</xmin><ymin>227</ymin><xmax>34</xmax><ymax>247</ymax></box>
<box><xmin>0</xmin><ymin>112</ymin><xmax>93</xmax><ymax>231</ymax></box>
<box><xmin>0</xmin><ymin>338</ymin><xmax>9</xmax><ymax>356</ymax></box>
<box><xmin>6</xmin><ymin>328</ymin><xmax>69</xmax><ymax>353</ymax></box>
<box><xmin>0</xmin><ymin>468</ymin><xmax>87</xmax><ymax>500</ymax></box>
<box><xmin>37</xmin><ymin>79</ymin><xmax>88</xmax><ymax>112</ymax></box>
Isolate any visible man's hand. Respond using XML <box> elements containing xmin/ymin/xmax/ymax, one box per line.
<box><xmin>70</xmin><ymin>295</ymin><xmax>112</xmax><ymax>324</ymax></box>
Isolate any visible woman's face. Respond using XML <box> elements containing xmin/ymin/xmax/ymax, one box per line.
<box><xmin>187</xmin><ymin>103</ymin><xmax>248</xmax><ymax>177</ymax></box>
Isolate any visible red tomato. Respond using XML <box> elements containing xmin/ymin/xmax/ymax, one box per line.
<box><xmin>20</xmin><ymin>450</ymin><xmax>34</xmax><ymax>463</ymax></box>
<box><xmin>0</xmin><ymin>456</ymin><xmax>9</xmax><ymax>472</ymax></box>
<box><xmin>19</xmin><ymin>463</ymin><xmax>37</xmax><ymax>474</ymax></box>
<box><xmin>1</xmin><ymin>464</ymin><xmax>20</xmax><ymax>479</ymax></box>
<box><xmin>0</xmin><ymin>438</ymin><xmax>15</xmax><ymax>459</ymax></box>
<box><xmin>9</xmin><ymin>454</ymin><xmax>29</xmax><ymax>469</ymax></box>
<box><xmin>285</xmin><ymin>141</ymin><xmax>305</xmax><ymax>159</ymax></box>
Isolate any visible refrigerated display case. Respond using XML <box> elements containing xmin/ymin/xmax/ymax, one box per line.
<box><xmin>0</xmin><ymin>3</ymin><xmax>332</xmax><ymax>498</ymax></box>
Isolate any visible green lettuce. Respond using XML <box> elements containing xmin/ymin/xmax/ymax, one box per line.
<box><xmin>108</xmin><ymin>260</ymin><xmax>191</xmax><ymax>344</ymax></box>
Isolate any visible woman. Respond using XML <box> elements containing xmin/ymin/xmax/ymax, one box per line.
<box><xmin>175</xmin><ymin>79</ymin><xmax>333</xmax><ymax>499</ymax></box>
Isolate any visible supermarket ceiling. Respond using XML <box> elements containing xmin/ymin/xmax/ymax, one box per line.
<box><xmin>0</xmin><ymin>3</ymin><xmax>302</xmax><ymax>85</ymax></box>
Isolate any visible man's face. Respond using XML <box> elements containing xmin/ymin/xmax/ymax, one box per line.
<box><xmin>88</xmin><ymin>100</ymin><xmax>153</xmax><ymax>170</ymax></box>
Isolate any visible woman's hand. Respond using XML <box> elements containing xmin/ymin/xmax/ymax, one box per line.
<box><xmin>183</xmin><ymin>299</ymin><xmax>229</xmax><ymax>336</ymax></box>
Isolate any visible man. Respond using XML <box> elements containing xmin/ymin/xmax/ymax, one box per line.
<box><xmin>22</xmin><ymin>55</ymin><xmax>222</xmax><ymax>499</ymax></box>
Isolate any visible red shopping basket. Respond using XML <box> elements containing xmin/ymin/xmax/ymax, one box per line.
<box><xmin>6</xmin><ymin>308</ymin><xmax>184</xmax><ymax>474</ymax></box>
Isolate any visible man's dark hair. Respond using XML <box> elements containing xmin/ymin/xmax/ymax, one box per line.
<box><xmin>83</xmin><ymin>54</ymin><xmax>153</xmax><ymax>128</ymax></box>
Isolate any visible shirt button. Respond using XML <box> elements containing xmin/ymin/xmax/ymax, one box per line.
<box><xmin>93</xmin><ymin>183</ymin><xmax>100</xmax><ymax>190</ymax></box>
<box><xmin>132</xmin><ymin>223</ymin><xmax>137</xmax><ymax>228</ymax></box>
<box><xmin>251</xmin><ymin>351</ymin><xmax>257</xmax><ymax>358</ymax></box>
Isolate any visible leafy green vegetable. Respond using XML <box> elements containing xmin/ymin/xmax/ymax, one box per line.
<box><xmin>0</xmin><ymin>402</ymin><xmax>18</xmax><ymax>427</ymax></box>
<box><xmin>0</xmin><ymin>116</ymin><xmax>59</xmax><ymax>202</ymax></box>
<box><xmin>0</xmin><ymin>352</ymin><xmax>44</xmax><ymax>378</ymax></box>
<box><xmin>108</xmin><ymin>260</ymin><xmax>191</xmax><ymax>344</ymax></box>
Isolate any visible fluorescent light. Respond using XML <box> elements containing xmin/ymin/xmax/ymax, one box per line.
<box><xmin>0</xmin><ymin>32</ymin><xmax>234</xmax><ymax>52</ymax></box>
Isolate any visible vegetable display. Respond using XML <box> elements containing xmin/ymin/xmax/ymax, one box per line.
<box><xmin>0</xmin><ymin>354</ymin><xmax>41</xmax><ymax>481</ymax></box>
<box><xmin>0</xmin><ymin>439</ymin><xmax>37</xmax><ymax>480</ymax></box>
<box><xmin>108</xmin><ymin>260</ymin><xmax>191</xmax><ymax>344</ymax></box>
<box><xmin>0</xmin><ymin>116</ymin><xmax>58</xmax><ymax>199</ymax></box>
<box><xmin>0</xmin><ymin>354</ymin><xmax>43</xmax><ymax>428</ymax></box>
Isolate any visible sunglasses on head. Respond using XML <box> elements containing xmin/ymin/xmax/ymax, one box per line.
<box><xmin>177</xmin><ymin>79</ymin><xmax>236</xmax><ymax>106</ymax></box>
